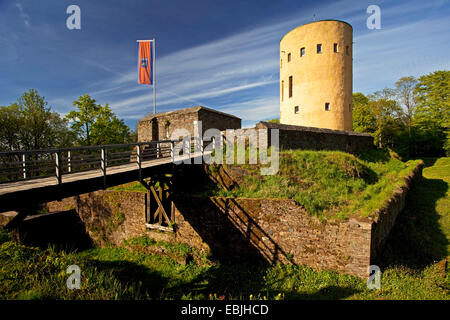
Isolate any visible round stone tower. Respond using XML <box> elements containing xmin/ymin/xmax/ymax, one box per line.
<box><xmin>279</xmin><ymin>20</ymin><xmax>353</xmax><ymax>131</ymax></box>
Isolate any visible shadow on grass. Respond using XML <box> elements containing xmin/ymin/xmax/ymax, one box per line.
<box><xmin>82</xmin><ymin>259</ymin><xmax>170</xmax><ymax>299</ymax></box>
<box><xmin>168</xmin><ymin>262</ymin><xmax>272</xmax><ymax>299</ymax></box>
<box><xmin>174</xmin><ymin>265</ymin><xmax>360</xmax><ymax>300</ymax></box>
<box><xmin>376</xmin><ymin>176</ymin><xmax>448</xmax><ymax>270</ymax></box>
<box><xmin>357</xmin><ymin>149</ymin><xmax>390</xmax><ymax>163</ymax></box>
<box><xmin>283</xmin><ymin>285</ymin><xmax>360</xmax><ymax>300</ymax></box>
<box><xmin>14</xmin><ymin>209</ymin><xmax>93</xmax><ymax>253</ymax></box>
<box><xmin>77</xmin><ymin>258</ymin><xmax>361</xmax><ymax>300</ymax></box>
<box><xmin>89</xmin><ymin>258</ymin><xmax>360</xmax><ymax>300</ymax></box>
<box><xmin>418</xmin><ymin>157</ymin><xmax>439</xmax><ymax>168</ymax></box>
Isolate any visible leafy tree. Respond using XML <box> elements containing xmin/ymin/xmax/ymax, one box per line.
<box><xmin>352</xmin><ymin>92</ymin><xmax>376</xmax><ymax>133</ymax></box>
<box><xmin>0</xmin><ymin>104</ymin><xmax>23</xmax><ymax>151</ymax></box>
<box><xmin>65</xmin><ymin>95</ymin><xmax>98</xmax><ymax>146</ymax></box>
<box><xmin>414</xmin><ymin>70</ymin><xmax>449</xmax><ymax>128</ymax></box>
<box><xmin>127</xmin><ymin>130</ymin><xmax>138</xmax><ymax>143</ymax></box>
<box><xmin>20</xmin><ymin>91</ymin><xmax>73</xmax><ymax>150</ymax></box>
<box><xmin>368</xmin><ymin>94</ymin><xmax>404</xmax><ymax>149</ymax></box>
<box><xmin>0</xmin><ymin>89</ymin><xmax>73</xmax><ymax>151</ymax></box>
<box><xmin>353</xmin><ymin>90</ymin><xmax>404</xmax><ymax>149</ymax></box>
<box><xmin>414</xmin><ymin>70</ymin><xmax>449</xmax><ymax>155</ymax></box>
<box><xmin>66</xmin><ymin>94</ymin><xmax>131</xmax><ymax>146</ymax></box>
<box><xmin>351</xmin><ymin>72</ymin><xmax>449</xmax><ymax>157</ymax></box>
<box><xmin>88</xmin><ymin>106</ymin><xmax>130</xmax><ymax>145</ymax></box>
<box><xmin>395</xmin><ymin>76</ymin><xmax>417</xmax><ymax>137</ymax></box>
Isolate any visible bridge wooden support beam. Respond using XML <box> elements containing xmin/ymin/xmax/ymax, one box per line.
<box><xmin>4</xmin><ymin>207</ymin><xmax>34</xmax><ymax>231</ymax></box>
<box><xmin>140</xmin><ymin>170</ymin><xmax>175</xmax><ymax>231</ymax></box>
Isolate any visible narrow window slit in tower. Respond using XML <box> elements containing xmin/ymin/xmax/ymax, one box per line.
<box><xmin>294</xmin><ymin>106</ymin><xmax>299</xmax><ymax>114</ymax></box>
<box><xmin>289</xmin><ymin>76</ymin><xmax>293</xmax><ymax>98</ymax></box>
<box><xmin>325</xmin><ymin>103</ymin><xmax>330</xmax><ymax>111</ymax></box>
<box><xmin>346</xmin><ymin>45</ymin><xmax>349</xmax><ymax>55</ymax></box>
<box><xmin>300</xmin><ymin>47</ymin><xmax>305</xmax><ymax>57</ymax></box>
<box><xmin>317</xmin><ymin>44</ymin><xmax>322</xmax><ymax>54</ymax></box>
<box><xmin>287</xmin><ymin>53</ymin><xmax>291</xmax><ymax>62</ymax></box>
<box><xmin>334</xmin><ymin>43</ymin><xmax>338</xmax><ymax>52</ymax></box>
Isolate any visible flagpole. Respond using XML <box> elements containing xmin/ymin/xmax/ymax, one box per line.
<box><xmin>152</xmin><ymin>38</ymin><xmax>156</xmax><ymax>114</ymax></box>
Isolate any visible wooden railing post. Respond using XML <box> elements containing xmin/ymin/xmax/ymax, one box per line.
<box><xmin>22</xmin><ymin>153</ymin><xmax>26</xmax><ymax>179</ymax></box>
<box><xmin>55</xmin><ymin>152</ymin><xmax>62</xmax><ymax>185</ymax></box>
<box><xmin>101</xmin><ymin>147</ymin><xmax>107</xmax><ymax>188</ymax></box>
<box><xmin>67</xmin><ymin>151</ymin><xmax>72</xmax><ymax>173</ymax></box>
<box><xmin>187</xmin><ymin>139</ymin><xmax>191</xmax><ymax>159</ymax></box>
<box><xmin>137</xmin><ymin>144</ymin><xmax>142</xmax><ymax>181</ymax></box>
<box><xmin>101</xmin><ymin>147</ymin><xmax>107</xmax><ymax>173</ymax></box>
<box><xmin>157</xmin><ymin>142</ymin><xmax>160</xmax><ymax>158</ymax></box>
<box><xmin>170</xmin><ymin>141</ymin><xmax>174</xmax><ymax>162</ymax></box>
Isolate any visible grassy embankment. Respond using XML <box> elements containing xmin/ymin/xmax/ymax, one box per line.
<box><xmin>111</xmin><ymin>149</ymin><xmax>422</xmax><ymax>220</ymax></box>
<box><xmin>201</xmin><ymin>149</ymin><xmax>422</xmax><ymax>220</ymax></box>
<box><xmin>0</xmin><ymin>154</ymin><xmax>448</xmax><ymax>299</ymax></box>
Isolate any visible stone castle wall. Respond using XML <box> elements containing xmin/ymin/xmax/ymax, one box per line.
<box><xmin>42</xmin><ymin>160</ymin><xmax>422</xmax><ymax>279</ymax></box>
<box><xmin>138</xmin><ymin>109</ymin><xmax>199</xmax><ymax>142</ymax></box>
<box><xmin>44</xmin><ymin>192</ymin><xmax>371</xmax><ymax>277</ymax></box>
<box><xmin>45</xmin><ymin>191</ymin><xmax>148</xmax><ymax>247</ymax></box>
<box><xmin>137</xmin><ymin>106</ymin><xmax>241</xmax><ymax>142</ymax></box>
<box><xmin>255</xmin><ymin>121</ymin><xmax>374</xmax><ymax>153</ymax></box>
<box><xmin>370</xmin><ymin>162</ymin><xmax>424</xmax><ymax>260</ymax></box>
<box><xmin>198</xmin><ymin>108</ymin><xmax>241</xmax><ymax>135</ymax></box>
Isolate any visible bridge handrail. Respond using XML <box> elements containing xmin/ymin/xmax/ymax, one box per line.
<box><xmin>0</xmin><ymin>135</ymin><xmax>224</xmax><ymax>186</ymax></box>
<box><xmin>0</xmin><ymin>139</ymin><xmax>192</xmax><ymax>185</ymax></box>
<box><xmin>0</xmin><ymin>140</ymin><xmax>181</xmax><ymax>157</ymax></box>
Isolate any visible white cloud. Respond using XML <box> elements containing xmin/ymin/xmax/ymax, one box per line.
<box><xmin>220</xmin><ymin>96</ymin><xmax>280</xmax><ymax>121</ymax></box>
<box><xmin>15</xmin><ymin>3</ymin><xmax>30</xmax><ymax>27</ymax></box>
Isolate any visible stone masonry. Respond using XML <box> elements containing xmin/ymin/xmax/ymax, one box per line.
<box><xmin>255</xmin><ymin>121</ymin><xmax>374</xmax><ymax>153</ymax></box>
<box><xmin>42</xmin><ymin>160</ymin><xmax>422</xmax><ymax>279</ymax></box>
<box><xmin>137</xmin><ymin>106</ymin><xmax>241</xmax><ymax>142</ymax></box>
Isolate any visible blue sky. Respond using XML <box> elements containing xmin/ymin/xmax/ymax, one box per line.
<box><xmin>0</xmin><ymin>0</ymin><xmax>449</xmax><ymax>129</ymax></box>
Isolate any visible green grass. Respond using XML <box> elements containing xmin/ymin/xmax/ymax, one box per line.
<box><xmin>0</xmin><ymin>157</ymin><xmax>448</xmax><ymax>300</ymax></box>
<box><xmin>378</xmin><ymin>157</ymin><xmax>450</xmax><ymax>268</ymax></box>
<box><xmin>108</xmin><ymin>181</ymin><xmax>147</xmax><ymax>192</ymax></box>
<box><xmin>204</xmin><ymin>149</ymin><xmax>421</xmax><ymax>220</ymax></box>
<box><xmin>123</xmin><ymin>236</ymin><xmax>196</xmax><ymax>262</ymax></box>
<box><xmin>0</xmin><ymin>232</ymin><xmax>447</xmax><ymax>300</ymax></box>
<box><xmin>108</xmin><ymin>177</ymin><xmax>171</xmax><ymax>193</ymax></box>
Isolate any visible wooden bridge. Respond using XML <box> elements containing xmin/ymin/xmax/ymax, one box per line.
<box><xmin>0</xmin><ymin>140</ymin><xmax>208</xmax><ymax>230</ymax></box>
